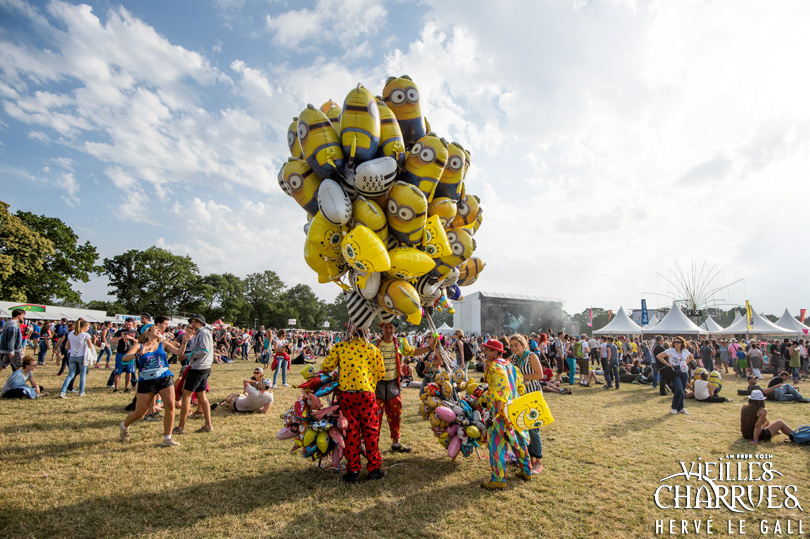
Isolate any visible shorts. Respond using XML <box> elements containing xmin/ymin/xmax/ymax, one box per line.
<box><xmin>184</xmin><ymin>368</ymin><xmax>211</xmax><ymax>393</ymax></box>
<box><xmin>577</xmin><ymin>357</ymin><xmax>589</xmax><ymax>374</ymax></box>
<box><xmin>756</xmin><ymin>428</ymin><xmax>772</xmax><ymax>442</ymax></box>
<box><xmin>0</xmin><ymin>350</ymin><xmax>23</xmax><ymax>371</ymax></box>
<box><xmin>555</xmin><ymin>356</ymin><xmax>565</xmax><ymax>374</ymax></box>
<box><xmin>114</xmin><ymin>352</ymin><xmax>135</xmax><ymax>374</ymax></box>
<box><xmin>137</xmin><ymin>375</ymin><xmax>174</xmax><ymax>394</ymax></box>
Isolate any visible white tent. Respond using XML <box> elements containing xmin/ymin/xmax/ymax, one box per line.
<box><xmin>642</xmin><ymin>304</ymin><xmax>703</xmax><ymax>334</ymax></box>
<box><xmin>774</xmin><ymin>309</ymin><xmax>810</xmax><ymax>336</ymax></box>
<box><xmin>436</xmin><ymin>322</ymin><xmax>455</xmax><ymax>335</ymax></box>
<box><xmin>700</xmin><ymin>315</ymin><xmax>725</xmax><ymax>333</ymax></box>
<box><xmin>730</xmin><ymin>310</ymin><xmax>743</xmax><ymax>324</ymax></box>
<box><xmin>593</xmin><ymin>307</ymin><xmax>643</xmax><ymax>335</ymax></box>
<box><xmin>643</xmin><ymin>313</ymin><xmax>661</xmax><ymax>327</ymax></box>
<box><xmin>715</xmin><ymin>309</ymin><xmax>793</xmax><ymax>336</ymax></box>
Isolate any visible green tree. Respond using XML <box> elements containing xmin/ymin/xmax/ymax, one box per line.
<box><xmin>102</xmin><ymin>247</ymin><xmax>208</xmax><ymax>315</ymax></box>
<box><xmin>324</xmin><ymin>293</ymin><xmax>349</xmax><ymax>332</ymax></box>
<box><xmin>14</xmin><ymin>210</ymin><xmax>99</xmax><ymax>305</ymax></box>
<box><xmin>281</xmin><ymin>283</ymin><xmax>326</xmax><ymax>329</ymax></box>
<box><xmin>243</xmin><ymin>270</ymin><xmax>286</xmax><ymax>327</ymax></box>
<box><xmin>0</xmin><ymin>201</ymin><xmax>55</xmax><ymax>302</ymax></box>
<box><xmin>84</xmin><ymin>300</ymin><xmax>127</xmax><ymax>317</ymax></box>
<box><xmin>201</xmin><ymin>273</ymin><xmax>250</xmax><ymax>326</ymax></box>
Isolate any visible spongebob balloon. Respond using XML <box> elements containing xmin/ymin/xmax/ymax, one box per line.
<box><xmin>421</xmin><ymin>215</ymin><xmax>452</xmax><ymax>258</ymax></box>
<box><xmin>401</xmin><ymin>133</ymin><xmax>448</xmax><ymax>201</ymax></box>
<box><xmin>377</xmin><ymin>278</ymin><xmax>422</xmax><ymax>325</ymax></box>
<box><xmin>340</xmin><ymin>84</ymin><xmax>380</xmax><ymax>168</ymax></box>
<box><xmin>506</xmin><ymin>391</ymin><xmax>554</xmax><ymax>430</ymax></box>
<box><xmin>385</xmin><ymin>181</ymin><xmax>427</xmax><ymax>246</ymax></box>
<box><xmin>298</xmin><ymin>104</ymin><xmax>344</xmax><ymax>181</ymax></box>
<box><xmin>382</xmin><ymin>75</ymin><xmax>426</xmax><ymax>147</ymax></box>
<box><xmin>341</xmin><ymin>225</ymin><xmax>391</xmax><ymax>280</ymax></box>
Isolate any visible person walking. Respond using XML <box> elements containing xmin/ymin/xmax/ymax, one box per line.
<box><xmin>0</xmin><ymin>309</ymin><xmax>26</xmax><ymax>373</ymax></box>
<box><xmin>174</xmin><ymin>314</ymin><xmax>215</xmax><ymax>435</ymax></box>
<box><xmin>509</xmin><ymin>334</ymin><xmax>544</xmax><ymax>474</ymax></box>
<box><xmin>58</xmin><ymin>319</ymin><xmax>92</xmax><ymax>398</ymax></box>
<box><xmin>656</xmin><ymin>336</ymin><xmax>694</xmax><ymax>415</ymax></box>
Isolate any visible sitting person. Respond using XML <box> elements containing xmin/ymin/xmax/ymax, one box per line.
<box><xmin>630</xmin><ymin>365</ymin><xmax>653</xmax><ymax>385</ymax></box>
<box><xmin>737</xmin><ymin>375</ymin><xmax>762</xmax><ymax>396</ymax></box>
<box><xmin>539</xmin><ymin>361</ymin><xmax>571</xmax><ymax>394</ymax></box>
<box><xmin>1</xmin><ymin>357</ymin><xmax>46</xmax><ymax>399</ymax></box>
<box><xmin>765</xmin><ymin>371</ymin><xmax>809</xmax><ymax>402</ymax></box>
<box><xmin>740</xmin><ymin>390</ymin><xmax>794</xmax><ymax>444</ymax></box>
<box><xmin>686</xmin><ymin>371</ymin><xmax>729</xmax><ymax>402</ymax></box>
<box><xmin>400</xmin><ymin>358</ymin><xmax>413</xmax><ymax>387</ymax></box>
<box><xmin>218</xmin><ymin>378</ymin><xmax>274</xmax><ymax>413</ymax></box>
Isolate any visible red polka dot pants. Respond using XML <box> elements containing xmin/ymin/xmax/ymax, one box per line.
<box><xmin>339</xmin><ymin>390</ymin><xmax>381</xmax><ymax>473</ymax></box>
<box><xmin>376</xmin><ymin>394</ymin><xmax>402</xmax><ymax>441</ymax></box>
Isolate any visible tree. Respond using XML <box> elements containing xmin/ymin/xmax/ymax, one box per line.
<box><xmin>201</xmin><ymin>273</ymin><xmax>250</xmax><ymax>326</ymax></box>
<box><xmin>324</xmin><ymin>293</ymin><xmax>350</xmax><ymax>331</ymax></box>
<box><xmin>281</xmin><ymin>284</ymin><xmax>326</xmax><ymax>329</ymax></box>
<box><xmin>0</xmin><ymin>200</ymin><xmax>55</xmax><ymax>302</ymax></box>
<box><xmin>243</xmin><ymin>270</ymin><xmax>286</xmax><ymax>327</ymax></box>
<box><xmin>85</xmin><ymin>299</ymin><xmax>127</xmax><ymax>316</ymax></box>
<box><xmin>14</xmin><ymin>210</ymin><xmax>99</xmax><ymax>305</ymax></box>
<box><xmin>102</xmin><ymin>247</ymin><xmax>208</xmax><ymax>315</ymax></box>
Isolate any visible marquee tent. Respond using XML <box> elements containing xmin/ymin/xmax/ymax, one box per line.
<box><xmin>715</xmin><ymin>309</ymin><xmax>793</xmax><ymax>336</ymax></box>
<box><xmin>641</xmin><ymin>304</ymin><xmax>703</xmax><ymax>335</ymax></box>
<box><xmin>700</xmin><ymin>316</ymin><xmax>725</xmax><ymax>333</ymax></box>
<box><xmin>593</xmin><ymin>307</ymin><xmax>643</xmax><ymax>335</ymax></box>
<box><xmin>436</xmin><ymin>322</ymin><xmax>455</xmax><ymax>335</ymax></box>
<box><xmin>774</xmin><ymin>309</ymin><xmax>810</xmax><ymax>335</ymax></box>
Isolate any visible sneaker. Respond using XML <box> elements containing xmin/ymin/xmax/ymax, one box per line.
<box><xmin>531</xmin><ymin>462</ymin><xmax>543</xmax><ymax>474</ymax></box>
<box><xmin>282</xmin><ymin>383</ymin><xmax>291</xmax><ymax>388</ymax></box>
<box><xmin>603</xmin><ymin>384</ymin><xmax>613</xmax><ymax>389</ymax></box>
<box><xmin>79</xmin><ymin>392</ymin><xmax>86</xmax><ymax>397</ymax></box>
<box><xmin>367</xmin><ymin>468</ymin><xmax>386</xmax><ymax>480</ymax></box>
<box><xmin>342</xmin><ymin>471</ymin><xmax>360</xmax><ymax>483</ymax></box>
<box><xmin>209</xmin><ymin>403</ymin><xmax>219</xmax><ymax>412</ymax></box>
<box><xmin>69</xmin><ymin>389</ymin><xmax>79</xmax><ymax>393</ymax></box>
<box><xmin>172</xmin><ymin>427</ymin><xmax>186</xmax><ymax>435</ymax></box>
<box><xmin>272</xmin><ymin>384</ymin><xmax>277</xmax><ymax>389</ymax></box>
<box><xmin>58</xmin><ymin>393</ymin><xmax>66</xmax><ymax>399</ymax></box>
<box><xmin>106</xmin><ymin>385</ymin><xmax>114</xmax><ymax>389</ymax></box>
<box><xmin>37</xmin><ymin>392</ymin><xmax>49</xmax><ymax>398</ymax></box>
<box><xmin>113</xmin><ymin>388</ymin><xmax>119</xmax><ymax>393</ymax></box>
<box><xmin>670</xmin><ymin>409</ymin><xmax>678</xmax><ymax>415</ymax></box>
<box><xmin>678</xmin><ymin>409</ymin><xmax>690</xmax><ymax>415</ymax></box>
<box><xmin>194</xmin><ymin>426</ymin><xmax>213</xmax><ymax>433</ymax></box>
<box><xmin>120</xmin><ymin>422</ymin><xmax>130</xmax><ymax>442</ymax></box>
<box><xmin>160</xmin><ymin>438</ymin><xmax>179</xmax><ymax>447</ymax></box>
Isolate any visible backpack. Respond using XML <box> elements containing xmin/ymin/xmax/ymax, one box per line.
<box><xmin>462</xmin><ymin>342</ymin><xmax>474</xmax><ymax>363</ymax></box>
<box><xmin>791</xmin><ymin>425</ymin><xmax>810</xmax><ymax>445</ymax></box>
<box><xmin>547</xmin><ymin>341</ymin><xmax>556</xmax><ymax>358</ymax></box>
<box><xmin>573</xmin><ymin>342</ymin><xmax>583</xmax><ymax>358</ymax></box>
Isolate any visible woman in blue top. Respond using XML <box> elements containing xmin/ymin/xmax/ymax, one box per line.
<box><xmin>119</xmin><ymin>325</ymin><xmax>189</xmax><ymax>447</ymax></box>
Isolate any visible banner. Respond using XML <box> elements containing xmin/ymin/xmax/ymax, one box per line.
<box><xmin>745</xmin><ymin>301</ymin><xmax>753</xmax><ymax>331</ymax></box>
<box><xmin>587</xmin><ymin>308</ymin><xmax>593</xmax><ymax>328</ymax></box>
<box><xmin>641</xmin><ymin>299</ymin><xmax>649</xmax><ymax>326</ymax></box>
<box><xmin>10</xmin><ymin>304</ymin><xmax>46</xmax><ymax>312</ymax></box>
<box><xmin>801</xmin><ymin>309</ymin><xmax>806</xmax><ymax>323</ymax></box>
<box><xmin>323</xmin><ymin>321</ymin><xmax>330</xmax><ymax>328</ymax></box>
<box><xmin>287</xmin><ymin>318</ymin><xmax>297</xmax><ymax>326</ymax></box>
<box><xmin>608</xmin><ymin>309</ymin><xmax>613</xmax><ymax>322</ymax></box>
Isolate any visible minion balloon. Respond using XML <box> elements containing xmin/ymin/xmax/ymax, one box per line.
<box><xmin>282</xmin><ymin>158</ymin><xmax>322</xmax><ymax>217</ymax></box>
<box><xmin>401</xmin><ymin>133</ymin><xmax>448</xmax><ymax>201</ymax></box>
<box><xmin>351</xmin><ymin>196</ymin><xmax>388</xmax><ymax>242</ymax></box>
<box><xmin>451</xmin><ymin>193</ymin><xmax>481</xmax><ymax>229</ymax></box>
<box><xmin>377</xmin><ymin>278</ymin><xmax>422</xmax><ymax>325</ymax></box>
<box><xmin>428</xmin><ymin>197</ymin><xmax>458</xmax><ymax>230</ymax></box>
<box><xmin>385</xmin><ymin>181</ymin><xmax>427</xmax><ymax>247</ymax></box>
<box><xmin>375</xmin><ymin>98</ymin><xmax>406</xmax><ymax>161</ymax></box>
<box><xmin>382</xmin><ymin>75</ymin><xmax>426</xmax><ymax>147</ymax></box>
<box><xmin>320</xmin><ymin>100</ymin><xmax>342</xmax><ymax>133</ymax></box>
<box><xmin>434</xmin><ymin>141</ymin><xmax>466</xmax><ymax>201</ymax></box>
<box><xmin>298</xmin><ymin>104</ymin><xmax>344</xmax><ymax>181</ymax></box>
<box><xmin>287</xmin><ymin>117</ymin><xmax>304</xmax><ymax>159</ymax></box>
<box><xmin>340</xmin><ymin>84</ymin><xmax>380</xmax><ymax>168</ymax></box>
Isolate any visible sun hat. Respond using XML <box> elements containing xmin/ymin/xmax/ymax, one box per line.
<box><xmin>481</xmin><ymin>339</ymin><xmax>505</xmax><ymax>353</ymax></box>
<box><xmin>749</xmin><ymin>389</ymin><xmax>766</xmax><ymax>401</ymax></box>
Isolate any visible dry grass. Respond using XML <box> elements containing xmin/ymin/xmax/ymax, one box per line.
<box><xmin>1</xmin><ymin>359</ymin><xmax>809</xmax><ymax>539</ymax></box>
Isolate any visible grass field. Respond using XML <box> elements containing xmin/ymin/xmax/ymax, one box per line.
<box><xmin>1</xmin><ymin>358</ymin><xmax>808</xmax><ymax>539</ymax></box>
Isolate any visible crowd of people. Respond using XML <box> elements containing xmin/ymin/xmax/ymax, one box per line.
<box><xmin>2</xmin><ymin>306</ymin><xmax>808</xmax><ymax>482</ymax></box>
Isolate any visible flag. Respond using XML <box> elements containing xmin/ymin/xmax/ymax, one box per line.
<box><xmin>10</xmin><ymin>304</ymin><xmax>46</xmax><ymax>312</ymax></box>
<box><xmin>801</xmin><ymin>309</ymin><xmax>806</xmax><ymax>323</ymax></box>
<box><xmin>745</xmin><ymin>301</ymin><xmax>753</xmax><ymax>331</ymax></box>
<box><xmin>587</xmin><ymin>308</ymin><xmax>593</xmax><ymax>327</ymax></box>
<box><xmin>641</xmin><ymin>299</ymin><xmax>649</xmax><ymax>325</ymax></box>
<box><xmin>608</xmin><ymin>309</ymin><xmax>613</xmax><ymax>321</ymax></box>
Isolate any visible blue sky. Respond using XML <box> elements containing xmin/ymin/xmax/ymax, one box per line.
<box><xmin>2</xmin><ymin>0</ymin><xmax>809</xmax><ymax>317</ymax></box>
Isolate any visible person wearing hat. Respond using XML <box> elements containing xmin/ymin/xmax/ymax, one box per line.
<box><xmin>174</xmin><ymin>314</ymin><xmax>215</xmax><ymax>435</ymax></box>
<box><xmin>478</xmin><ymin>338</ymin><xmax>532</xmax><ymax>490</ymax></box>
<box><xmin>217</xmin><ymin>374</ymin><xmax>274</xmax><ymax>413</ymax></box>
<box><xmin>740</xmin><ymin>389</ymin><xmax>794</xmax><ymax>444</ymax></box>
<box><xmin>374</xmin><ymin>321</ymin><xmax>433</xmax><ymax>453</ymax></box>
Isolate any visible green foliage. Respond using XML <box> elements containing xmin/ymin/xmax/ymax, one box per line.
<box><xmin>243</xmin><ymin>270</ymin><xmax>287</xmax><ymax>327</ymax></box>
<box><xmin>280</xmin><ymin>284</ymin><xmax>327</xmax><ymax>330</ymax></box>
<box><xmin>14</xmin><ymin>209</ymin><xmax>100</xmax><ymax>305</ymax></box>
<box><xmin>84</xmin><ymin>300</ymin><xmax>127</xmax><ymax>317</ymax></box>
<box><xmin>0</xmin><ymin>200</ymin><xmax>55</xmax><ymax>302</ymax></box>
<box><xmin>324</xmin><ymin>293</ymin><xmax>349</xmax><ymax>331</ymax></box>
<box><xmin>102</xmin><ymin>247</ymin><xmax>209</xmax><ymax>315</ymax></box>
<box><xmin>202</xmin><ymin>273</ymin><xmax>249</xmax><ymax>325</ymax></box>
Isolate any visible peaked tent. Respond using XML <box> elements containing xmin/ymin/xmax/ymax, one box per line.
<box><xmin>641</xmin><ymin>304</ymin><xmax>703</xmax><ymax>335</ymax></box>
<box><xmin>700</xmin><ymin>316</ymin><xmax>725</xmax><ymax>333</ymax></box>
<box><xmin>593</xmin><ymin>307</ymin><xmax>643</xmax><ymax>335</ymax></box>
<box><xmin>730</xmin><ymin>310</ymin><xmax>743</xmax><ymax>324</ymax></box>
<box><xmin>774</xmin><ymin>309</ymin><xmax>810</xmax><ymax>335</ymax></box>
<box><xmin>715</xmin><ymin>309</ymin><xmax>792</xmax><ymax>336</ymax></box>
<box><xmin>436</xmin><ymin>322</ymin><xmax>455</xmax><ymax>335</ymax></box>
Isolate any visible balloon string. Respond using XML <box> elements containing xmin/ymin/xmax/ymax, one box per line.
<box><xmin>425</xmin><ymin>314</ymin><xmax>455</xmax><ymax>373</ymax></box>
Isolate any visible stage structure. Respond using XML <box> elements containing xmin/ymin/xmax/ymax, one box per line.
<box><xmin>452</xmin><ymin>292</ymin><xmax>564</xmax><ymax>337</ymax></box>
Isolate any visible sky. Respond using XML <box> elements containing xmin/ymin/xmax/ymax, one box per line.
<box><xmin>1</xmin><ymin>0</ymin><xmax>809</xmax><ymax>318</ymax></box>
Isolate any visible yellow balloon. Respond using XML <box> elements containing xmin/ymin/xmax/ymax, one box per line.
<box><xmin>428</xmin><ymin>197</ymin><xmax>458</xmax><ymax>231</ymax></box>
<box><xmin>465</xmin><ymin>425</ymin><xmax>481</xmax><ymax>439</ymax></box>
<box><xmin>434</xmin><ymin>141</ymin><xmax>466</xmax><ymax>201</ymax></box>
<box><xmin>303</xmin><ymin>428</ymin><xmax>317</xmax><ymax>447</ymax></box>
<box><xmin>316</xmin><ymin>431</ymin><xmax>329</xmax><ymax>453</ymax></box>
<box><xmin>341</xmin><ymin>225</ymin><xmax>391</xmax><ymax>278</ymax></box>
<box><xmin>377</xmin><ymin>278</ymin><xmax>422</xmax><ymax>325</ymax></box>
<box><xmin>352</xmin><ymin>196</ymin><xmax>388</xmax><ymax>242</ymax></box>
<box><xmin>458</xmin><ymin>257</ymin><xmax>485</xmax><ymax>287</ymax></box>
<box><xmin>422</xmin><ymin>215</ymin><xmax>452</xmax><ymax>258</ymax></box>
<box><xmin>386</xmin><ymin>246</ymin><xmax>434</xmax><ymax>280</ymax></box>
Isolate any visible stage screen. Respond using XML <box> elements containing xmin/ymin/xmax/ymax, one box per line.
<box><xmin>480</xmin><ymin>297</ymin><xmax>563</xmax><ymax>336</ymax></box>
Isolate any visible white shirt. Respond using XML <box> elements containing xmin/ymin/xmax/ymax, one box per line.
<box><xmin>665</xmin><ymin>347</ymin><xmax>691</xmax><ymax>371</ymax></box>
<box><xmin>67</xmin><ymin>331</ymin><xmax>91</xmax><ymax>357</ymax></box>
<box><xmin>588</xmin><ymin>338</ymin><xmax>598</xmax><ymax>350</ymax></box>
<box><xmin>235</xmin><ymin>384</ymin><xmax>274</xmax><ymax>412</ymax></box>
<box><xmin>600</xmin><ymin>342</ymin><xmax>608</xmax><ymax>358</ymax></box>
<box><xmin>694</xmin><ymin>380</ymin><xmax>711</xmax><ymax>401</ymax></box>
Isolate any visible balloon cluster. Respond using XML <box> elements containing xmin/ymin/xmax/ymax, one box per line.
<box><xmin>276</xmin><ymin>366</ymin><xmax>346</xmax><ymax>468</ymax></box>
<box><xmin>278</xmin><ymin>76</ymin><xmax>486</xmax><ymax>328</ymax></box>
<box><xmin>418</xmin><ymin>368</ymin><xmax>490</xmax><ymax>459</ymax></box>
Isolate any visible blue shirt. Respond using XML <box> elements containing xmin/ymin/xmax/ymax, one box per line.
<box><xmin>136</xmin><ymin>343</ymin><xmax>172</xmax><ymax>382</ymax></box>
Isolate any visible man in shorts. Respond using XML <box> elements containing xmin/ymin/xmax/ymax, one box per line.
<box><xmin>174</xmin><ymin>314</ymin><xmax>214</xmax><ymax>434</ymax></box>
<box><xmin>553</xmin><ymin>331</ymin><xmax>565</xmax><ymax>382</ymax></box>
<box><xmin>576</xmin><ymin>334</ymin><xmax>591</xmax><ymax>386</ymax></box>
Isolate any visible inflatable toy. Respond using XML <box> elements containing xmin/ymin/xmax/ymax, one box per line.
<box><xmin>386</xmin><ymin>246</ymin><xmax>434</xmax><ymax>280</ymax></box>
<box><xmin>287</xmin><ymin>117</ymin><xmax>303</xmax><ymax>159</ymax></box>
<box><xmin>377</xmin><ymin>279</ymin><xmax>422</xmax><ymax>325</ymax></box>
<box><xmin>351</xmin><ymin>196</ymin><xmax>388</xmax><ymax>242</ymax></box>
<box><xmin>318</xmin><ymin>178</ymin><xmax>352</xmax><ymax>225</ymax></box>
<box><xmin>354</xmin><ymin>156</ymin><xmax>397</xmax><ymax>198</ymax></box>
<box><xmin>434</xmin><ymin>141</ymin><xmax>466</xmax><ymax>201</ymax></box>
<box><xmin>340</xmin><ymin>84</ymin><xmax>380</xmax><ymax>167</ymax></box>
<box><xmin>385</xmin><ymin>181</ymin><xmax>427</xmax><ymax>246</ymax></box>
<box><xmin>283</xmin><ymin>158</ymin><xmax>321</xmax><ymax>216</ymax></box>
<box><xmin>401</xmin><ymin>133</ymin><xmax>448</xmax><ymax>201</ymax></box>
<box><xmin>375</xmin><ymin>98</ymin><xmax>406</xmax><ymax>160</ymax></box>
<box><xmin>505</xmin><ymin>391</ymin><xmax>554</xmax><ymax>430</ymax></box>
<box><xmin>381</xmin><ymin>75</ymin><xmax>426</xmax><ymax>146</ymax></box>
<box><xmin>421</xmin><ymin>215</ymin><xmax>452</xmax><ymax>257</ymax></box>
<box><xmin>341</xmin><ymin>225</ymin><xmax>391</xmax><ymax>278</ymax></box>
<box><xmin>298</xmin><ymin>104</ymin><xmax>344</xmax><ymax>180</ymax></box>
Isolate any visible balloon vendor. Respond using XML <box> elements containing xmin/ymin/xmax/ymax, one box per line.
<box><xmin>322</xmin><ymin>328</ymin><xmax>386</xmax><ymax>483</ymax></box>
<box><xmin>374</xmin><ymin>321</ymin><xmax>435</xmax><ymax>453</ymax></box>
<box><xmin>478</xmin><ymin>339</ymin><xmax>533</xmax><ymax>490</ymax></box>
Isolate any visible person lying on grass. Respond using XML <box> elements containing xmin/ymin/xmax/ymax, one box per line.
<box><xmin>217</xmin><ymin>378</ymin><xmax>274</xmax><ymax>413</ymax></box>
<box><xmin>538</xmin><ymin>361</ymin><xmax>571</xmax><ymax>394</ymax></box>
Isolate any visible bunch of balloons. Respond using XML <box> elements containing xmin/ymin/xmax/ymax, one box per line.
<box><xmin>278</xmin><ymin>76</ymin><xmax>486</xmax><ymax>328</ymax></box>
<box><xmin>418</xmin><ymin>368</ymin><xmax>490</xmax><ymax>459</ymax></box>
<box><xmin>276</xmin><ymin>366</ymin><xmax>346</xmax><ymax>468</ymax></box>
